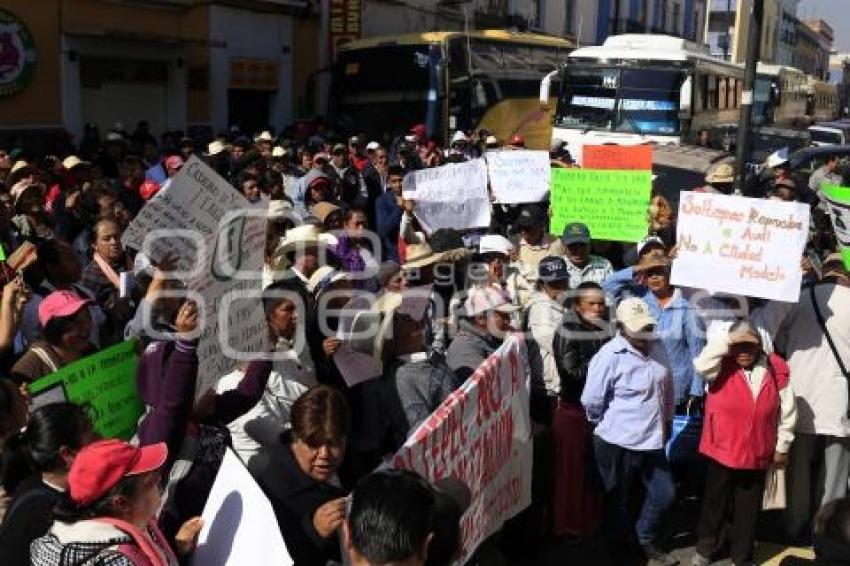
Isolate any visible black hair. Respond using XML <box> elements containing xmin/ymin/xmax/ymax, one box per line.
<box><xmin>25</xmin><ymin>404</ymin><xmax>91</xmax><ymax>473</ymax></box>
<box><xmin>343</xmin><ymin>207</ymin><xmax>367</xmax><ymax>223</ymax></box>
<box><xmin>576</xmin><ymin>281</ymin><xmax>603</xmax><ymax>293</ymax></box>
<box><xmin>0</xmin><ymin>379</ymin><xmax>25</xmax><ymax>493</ymax></box>
<box><xmin>37</xmin><ymin>238</ymin><xmax>78</xmax><ymax>284</ymax></box>
<box><xmin>52</xmin><ymin>473</ymin><xmax>145</xmax><ymax>523</ymax></box>
<box><xmin>42</xmin><ymin>311</ymin><xmax>84</xmax><ymax>345</ymax></box>
<box><xmin>348</xmin><ymin>470</ymin><xmax>435</xmax><ymax>564</ymax></box>
<box><xmin>263</xmin><ymin>279</ymin><xmax>304</xmax><ymax>319</ymax></box>
<box><xmin>88</xmin><ymin>217</ymin><xmax>120</xmax><ymax>252</ymax></box>
<box><xmin>1</xmin><ymin>403</ymin><xmax>91</xmax><ymax>493</ymax></box>
<box><xmin>237</xmin><ymin>171</ymin><xmax>258</xmax><ymax>188</ymax></box>
<box><xmin>387</xmin><ymin>164</ymin><xmax>405</xmax><ymax>178</ymax></box>
<box><xmin>37</xmin><ymin>238</ymin><xmax>67</xmax><ymax>268</ymax></box>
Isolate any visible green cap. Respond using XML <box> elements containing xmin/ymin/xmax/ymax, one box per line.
<box><xmin>561</xmin><ymin>222</ymin><xmax>591</xmax><ymax>245</ymax></box>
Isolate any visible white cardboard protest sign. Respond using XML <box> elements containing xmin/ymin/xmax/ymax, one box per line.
<box><xmin>193</xmin><ymin>449</ymin><xmax>293</xmax><ymax>566</ymax></box>
<box><xmin>485</xmin><ymin>150</ymin><xmax>551</xmax><ymax>203</ymax></box>
<box><xmin>671</xmin><ymin>191</ymin><xmax>810</xmax><ymax>302</ymax></box>
<box><xmin>392</xmin><ymin>335</ymin><xmax>532</xmax><ymax>564</ymax></box>
<box><xmin>402</xmin><ymin>159</ymin><xmax>491</xmax><ymax>232</ymax></box>
<box><xmin>122</xmin><ymin>156</ymin><xmax>269</xmax><ymax>396</ymax></box>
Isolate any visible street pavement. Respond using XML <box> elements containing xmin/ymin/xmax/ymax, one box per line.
<box><xmin>506</xmin><ymin>495</ymin><xmax>816</xmax><ymax>565</ymax></box>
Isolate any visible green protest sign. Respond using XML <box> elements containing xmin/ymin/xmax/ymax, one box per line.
<box><xmin>0</xmin><ymin>243</ymin><xmax>5</xmax><ymax>262</ymax></box>
<box><xmin>549</xmin><ymin>169</ymin><xmax>652</xmax><ymax>242</ymax></box>
<box><xmin>822</xmin><ymin>184</ymin><xmax>850</xmax><ymax>271</ymax></box>
<box><xmin>29</xmin><ymin>340</ymin><xmax>142</xmax><ymax>440</ymax></box>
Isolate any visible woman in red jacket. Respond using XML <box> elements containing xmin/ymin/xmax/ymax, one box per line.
<box><xmin>691</xmin><ymin>321</ymin><xmax>797</xmax><ymax>566</ymax></box>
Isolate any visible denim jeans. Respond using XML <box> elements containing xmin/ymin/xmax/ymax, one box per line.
<box><xmin>593</xmin><ymin>435</ymin><xmax>676</xmax><ymax>545</ymax></box>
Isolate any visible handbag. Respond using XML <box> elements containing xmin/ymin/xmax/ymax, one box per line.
<box><xmin>762</xmin><ymin>466</ymin><xmax>787</xmax><ymax>510</ymax></box>
<box><xmin>809</xmin><ymin>284</ymin><xmax>850</xmax><ymax>418</ymax></box>
<box><xmin>665</xmin><ymin>398</ymin><xmax>703</xmax><ymax>464</ymax></box>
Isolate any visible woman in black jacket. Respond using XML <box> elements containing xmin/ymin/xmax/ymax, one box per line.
<box><xmin>551</xmin><ymin>282</ymin><xmax>612</xmax><ymax>538</ymax></box>
<box><xmin>0</xmin><ymin>403</ymin><xmax>95</xmax><ymax>566</ymax></box>
<box><xmin>256</xmin><ymin>385</ymin><xmax>350</xmax><ymax>566</ymax></box>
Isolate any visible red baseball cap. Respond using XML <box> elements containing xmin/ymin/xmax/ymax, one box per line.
<box><xmin>509</xmin><ymin>134</ymin><xmax>525</xmax><ymax>147</ymax></box>
<box><xmin>165</xmin><ymin>155</ymin><xmax>184</xmax><ymax>170</ymax></box>
<box><xmin>69</xmin><ymin>440</ymin><xmax>168</xmax><ymax>506</ymax></box>
<box><xmin>38</xmin><ymin>290</ymin><xmax>92</xmax><ymax>328</ymax></box>
<box><xmin>409</xmin><ymin>124</ymin><xmax>426</xmax><ymax>139</ymax></box>
<box><xmin>139</xmin><ymin>179</ymin><xmax>161</xmax><ymax>201</ymax></box>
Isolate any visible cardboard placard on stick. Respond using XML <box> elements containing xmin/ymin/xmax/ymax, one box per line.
<box><xmin>549</xmin><ymin>168</ymin><xmax>652</xmax><ymax>242</ymax></box>
<box><xmin>671</xmin><ymin>191</ymin><xmax>810</xmax><ymax>302</ymax></box>
<box><xmin>29</xmin><ymin>340</ymin><xmax>142</xmax><ymax>440</ymax></box>
<box><xmin>583</xmin><ymin>144</ymin><xmax>653</xmax><ymax>170</ymax></box>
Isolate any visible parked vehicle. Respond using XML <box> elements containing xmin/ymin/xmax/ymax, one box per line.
<box><xmin>808</xmin><ymin>122</ymin><xmax>850</xmax><ymax>147</ymax></box>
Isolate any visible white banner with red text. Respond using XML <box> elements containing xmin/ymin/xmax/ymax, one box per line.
<box><xmin>392</xmin><ymin>335</ymin><xmax>532</xmax><ymax>564</ymax></box>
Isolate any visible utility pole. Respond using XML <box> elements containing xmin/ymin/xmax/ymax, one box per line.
<box><xmin>723</xmin><ymin>0</ymin><xmax>732</xmax><ymax>60</ymax></box>
<box><xmin>734</xmin><ymin>0</ymin><xmax>764</xmax><ymax>194</ymax></box>
<box><xmin>613</xmin><ymin>0</ymin><xmax>622</xmax><ymax>35</ymax></box>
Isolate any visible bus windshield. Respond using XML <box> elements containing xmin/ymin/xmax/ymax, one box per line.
<box><xmin>331</xmin><ymin>44</ymin><xmax>440</xmax><ymax>137</ymax></box>
<box><xmin>557</xmin><ymin>66</ymin><xmax>683</xmax><ymax>135</ymax></box>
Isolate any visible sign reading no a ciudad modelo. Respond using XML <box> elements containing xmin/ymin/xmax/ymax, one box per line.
<box><xmin>0</xmin><ymin>8</ymin><xmax>37</xmax><ymax>97</ymax></box>
<box><xmin>671</xmin><ymin>192</ymin><xmax>810</xmax><ymax>302</ymax></box>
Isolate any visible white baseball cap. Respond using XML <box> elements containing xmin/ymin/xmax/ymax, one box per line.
<box><xmin>462</xmin><ymin>287</ymin><xmax>519</xmax><ymax>317</ymax></box>
<box><xmin>636</xmin><ymin>235</ymin><xmax>665</xmax><ymax>256</ymax></box>
<box><xmin>366</xmin><ymin>141</ymin><xmax>380</xmax><ymax>151</ymax></box>
<box><xmin>616</xmin><ymin>297</ymin><xmax>657</xmax><ymax>333</ymax></box>
<box><xmin>478</xmin><ymin>234</ymin><xmax>513</xmax><ymax>256</ymax></box>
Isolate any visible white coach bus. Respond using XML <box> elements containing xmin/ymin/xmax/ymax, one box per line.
<box><xmin>543</xmin><ymin>34</ymin><xmax>745</xmax><ymax>162</ymax></box>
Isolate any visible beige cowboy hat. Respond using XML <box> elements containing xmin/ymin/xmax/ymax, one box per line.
<box><xmin>7</xmin><ymin>160</ymin><xmax>34</xmax><ymax>186</ymax></box>
<box><xmin>403</xmin><ymin>242</ymin><xmax>471</xmax><ymax>270</ymax></box>
<box><xmin>307</xmin><ymin>265</ymin><xmax>350</xmax><ymax>296</ymax></box>
<box><xmin>254</xmin><ymin>130</ymin><xmax>274</xmax><ymax>143</ymax></box>
<box><xmin>268</xmin><ymin>199</ymin><xmax>293</xmax><ymax>219</ymax></box>
<box><xmin>10</xmin><ymin>180</ymin><xmax>45</xmax><ymax>206</ymax></box>
<box><xmin>372</xmin><ymin>292</ymin><xmax>404</xmax><ymax>362</ymax></box>
<box><xmin>276</xmin><ymin>224</ymin><xmax>338</xmax><ymax>256</ymax></box>
<box><xmin>706</xmin><ymin>163</ymin><xmax>735</xmax><ymax>185</ymax></box>
<box><xmin>61</xmin><ymin>155</ymin><xmax>91</xmax><ymax>170</ymax></box>
<box><xmin>204</xmin><ymin>139</ymin><xmax>227</xmax><ymax>157</ymax></box>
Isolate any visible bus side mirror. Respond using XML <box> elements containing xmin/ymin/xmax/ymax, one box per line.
<box><xmin>679</xmin><ymin>75</ymin><xmax>693</xmax><ymax>119</ymax></box>
<box><xmin>540</xmin><ymin>70</ymin><xmax>559</xmax><ymax>110</ymax></box>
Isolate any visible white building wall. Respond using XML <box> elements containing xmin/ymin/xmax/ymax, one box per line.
<box><xmin>208</xmin><ymin>5</ymin><xmax>294</xmax><ymax>133</ymax></box>
<box><xmin>60</xmin><ymin>34</ymin><xmax>187</xmax><ymax>140</ymax></box>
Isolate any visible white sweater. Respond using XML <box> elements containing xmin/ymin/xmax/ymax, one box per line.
<box><xmin>776</xmin><ymin>283</ymin><xmax>850</xmax><ymax>437</ymax></box>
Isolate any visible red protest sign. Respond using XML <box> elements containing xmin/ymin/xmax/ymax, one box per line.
<box><xmin>583</xmin><ymin>144</ymin><xmax>653</xmax><ymax>170</ymax></box>
<box><xmin>392</xmin><ymin>335</ymin><xmax>533</xmax><ymax>563</ymax></box>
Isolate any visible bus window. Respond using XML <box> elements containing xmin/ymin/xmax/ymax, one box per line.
<box><xmin>556</xmin><ymin>68</ymin><xmax>617</xmax><ymax>130</ymax></box>
<box><xmin>331</xmin><ymin>44</ymin><xmax>442</xmax><ymax>138</ymax></box>
<box><xmin>615</xmin><ymin>69</ymin><xmax>683</xmax><ymax>135</ymax></box>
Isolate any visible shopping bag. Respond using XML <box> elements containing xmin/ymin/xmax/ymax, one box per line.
<box><xmin>762</xmin><ymin>466</ymin><xmax>787</xmax><ymax>510</ymax></box>
<box><xmin>665</xmin><ymin>400</ymin><xmax>703</xmax><ymax>464</ymax></box>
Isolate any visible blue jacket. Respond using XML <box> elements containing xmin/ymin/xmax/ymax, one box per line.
<box><xmin>603</xmin><ymin>268</ymin><xmax>706</xmax><ymax>404</ymax></box>
<box><xmin>375</xmin><ymin>191</ymin><xmax>402</xmax><ymax>262</ymax></box>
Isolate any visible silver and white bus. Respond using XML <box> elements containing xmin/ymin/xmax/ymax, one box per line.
<box><xmin>544</xmin><ymin>34</ymin><xmax>745</xmax><ymax>162</ymax></box>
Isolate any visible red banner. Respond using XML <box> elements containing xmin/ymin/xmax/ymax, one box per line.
<box><xmin>582</xmin><ymin>144</ymin><xmax>653</xmax><ymax>170</ymax></box>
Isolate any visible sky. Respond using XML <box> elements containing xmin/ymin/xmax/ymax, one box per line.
<box><xmin>798</xmin><ymin>0</ymin><xmax>849</xmax><ymax>52</ymax></box>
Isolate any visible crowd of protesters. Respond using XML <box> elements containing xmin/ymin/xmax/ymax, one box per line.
<box><xmin>0</xmin><ymin>116</ymin><xmax>847</xmax><ymax>566</ymax></box>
